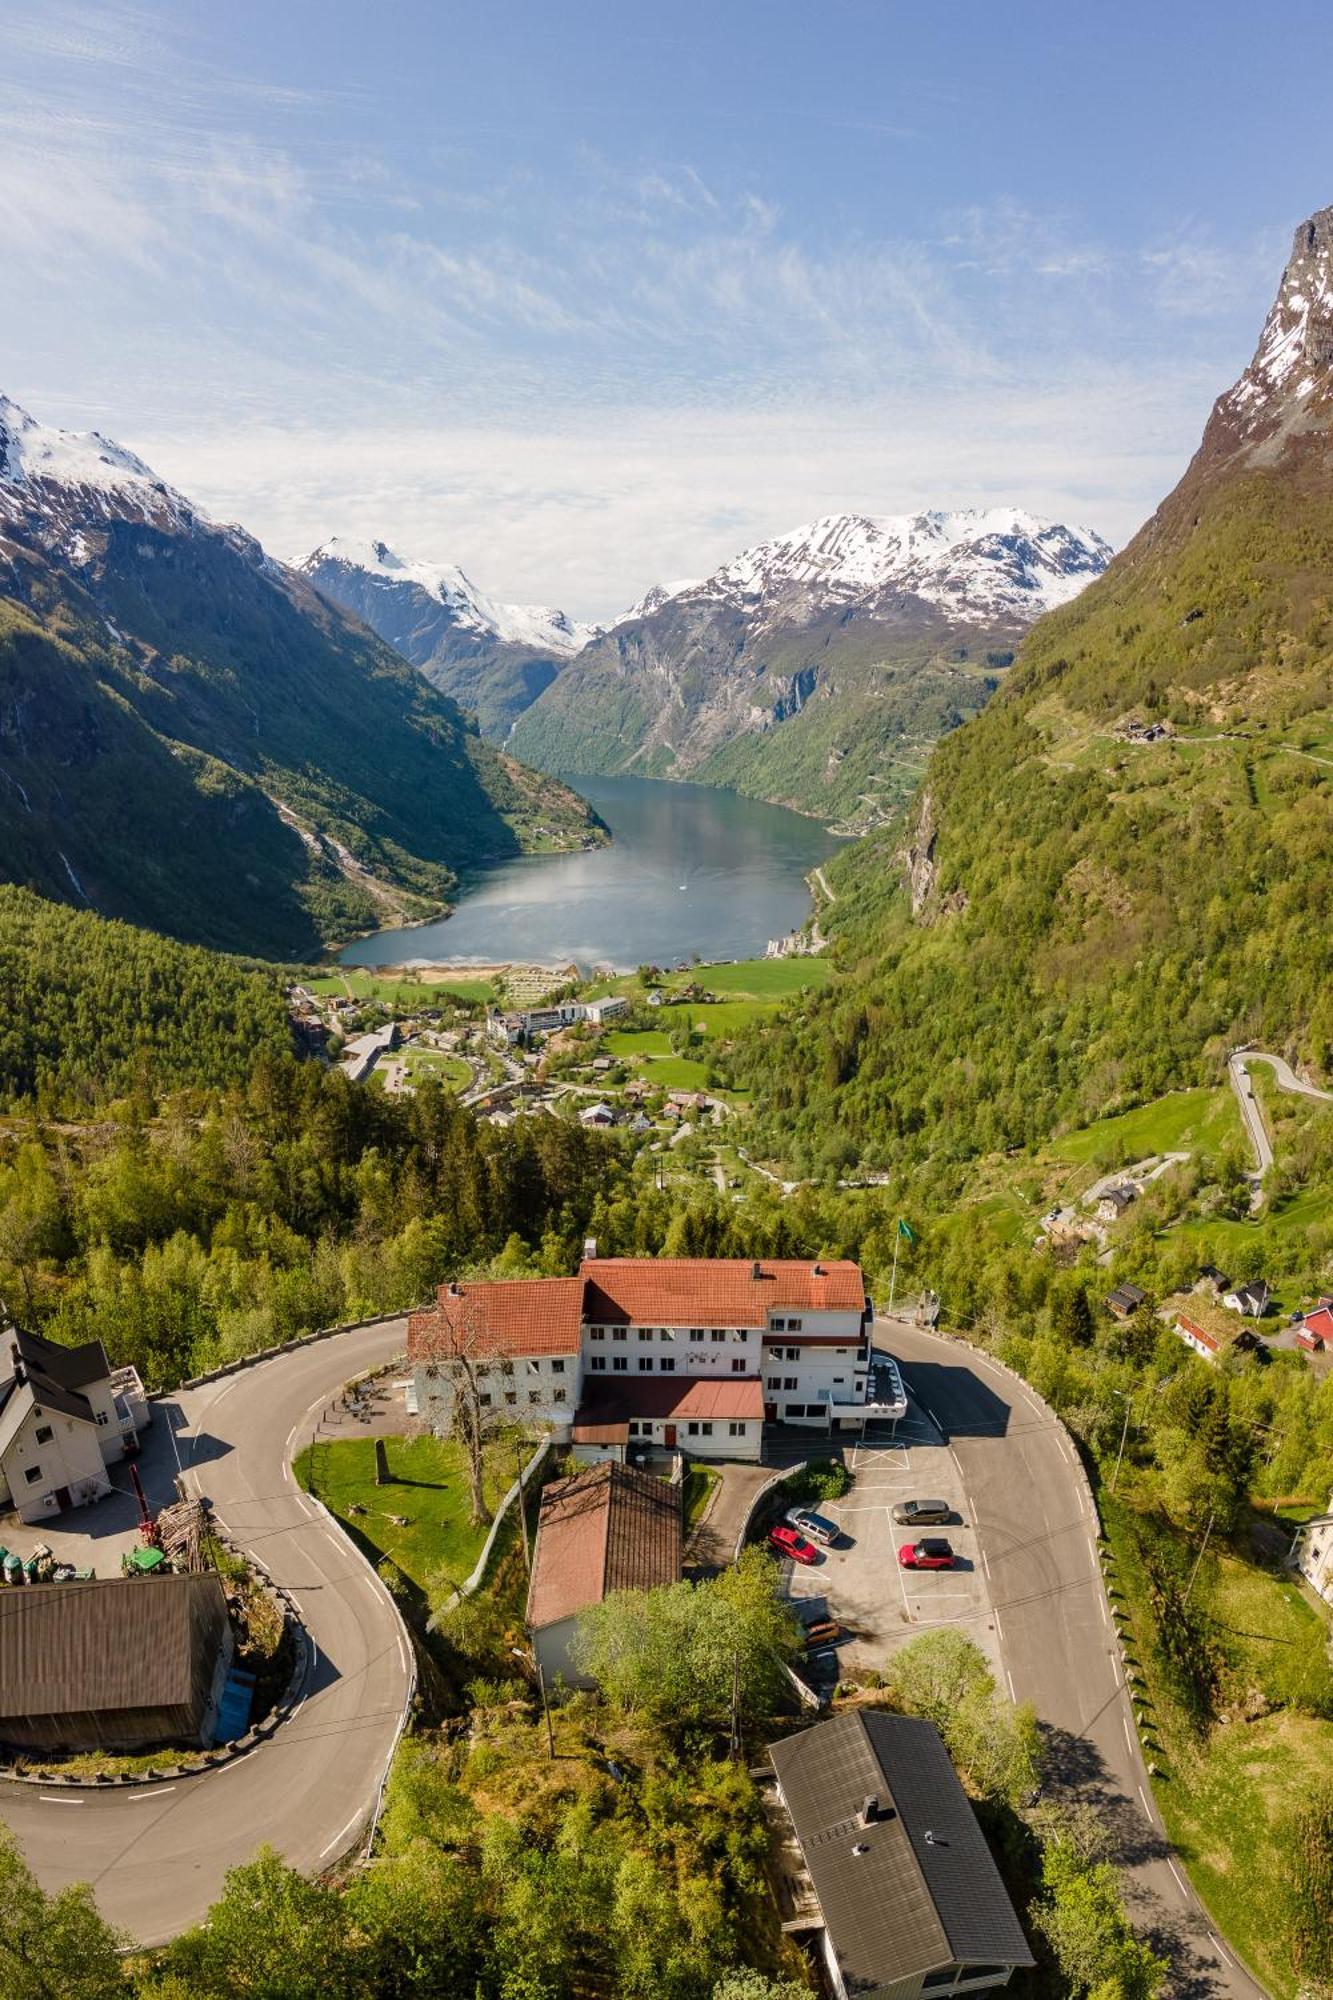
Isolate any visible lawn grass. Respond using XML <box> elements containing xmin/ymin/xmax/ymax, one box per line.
<box><xmin>1051</xmin><ymin>1087</ymin><xmax>1240</xmax><ymax>1169</ymax></box>
<box><xmin>294</xmin><ymin>1432</ymin><xmax>521</xmax><ymax>1596</ymax></box>
<box><xmin>682</xmin><ymin>1463</ymin><xmax>721</xmax><ymax>1533</ymax></box>
<box><xmin>669</xmin><ymin>957</ymin><xmax>834</xmax><ymax>998</ymax></box>
<box><xmin>401</xmin><ymin>1047</ymin><xmax>472</xmax><ymax>1088</ymax></box>
<box><xmin>1102</xmin><ymin>1490</ymin><xmax>1333</xmax><ymax>1998</ymax></box>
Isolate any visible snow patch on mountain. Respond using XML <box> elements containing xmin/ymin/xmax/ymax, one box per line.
<box><xmin>302</xmin><ymin>536</ymin><xmax>597</xmax><ymax>655</ymax></box>
<box><xmin>622</xmin><ymin>507</ymin><xmax>1111</xmax><ymax>633</ymax></box>
<box><xmin>0</xmin><ymin>395</ymin><xmax>195</xmax><ymax>529</ymax></box>
<box><xmin>1217</xmin><ymin>207</ymin><xmax>1333</xmax><ymax>438</ymax></box>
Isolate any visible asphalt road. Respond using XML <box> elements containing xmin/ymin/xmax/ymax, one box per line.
<box><xmin>1228</xmin><ymin>1048</ymin><xmax>1333</xmax><ymax>1186</ymax></box>
<box><xmin>0</xmin><ymin>1316</ymin><xmax>413</xmax><ymax>1947</ymax></box>
<box><xmin>882</xmin><ymin>1317</ymin><xmax>1267</xmax><ymax>2000</ymax></box>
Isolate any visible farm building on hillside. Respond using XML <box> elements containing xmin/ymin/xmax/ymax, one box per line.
<box><xmin>526</xmin><ymin>1460</ymin><xmax>681</xmax><ymax>1690</ymax></box>
<box><xmin>0</xmin><ymin>1573</ymin><xmax>232</xmax><ymax>1751</ymax></box>
<box><xmin>1290</xmin><ymin>1500</ymin><xmax>1333</xmax><ymax>1606</ymax></box>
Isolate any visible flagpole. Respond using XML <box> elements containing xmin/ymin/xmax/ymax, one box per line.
<box><xmin>889</xmin><ymin>1228</ymin><xmax>900</xmax><ymax>1313</ymax></box>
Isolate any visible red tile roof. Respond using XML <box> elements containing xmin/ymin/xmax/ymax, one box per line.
<box><xmin>526</xmin><ymin>1461</ymin><xmax>681</xmax><ymax>1631</ymax></box>
<box><xmin>407</xmin><ymin>1277</ymin><xmax>584</xmax><ymax>1362</ymax></box>
<box><xmin>1303</xmin><ymin>1306</ymin><xmax>1333</xmax><ymax>1347</ymax></box>
<box><xmin>1175</xmin><ymin>1313</ymin><xmax>1220</xmax><ymax>1354</ymax></box>
<box><xmin>574</xmin><ymin>1375</ymin><xmax>764</xmax><ymax>1425</ymax></box>
<box><xmin>579</xmin><ymin>1257</ymin><xmax>864</xmax><ymax>1329</ymax></box>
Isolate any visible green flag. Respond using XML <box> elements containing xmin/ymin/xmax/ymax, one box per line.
<box><xmin>897</xmin><ymin>1218</ymin><xmax>915</xmax><ymax>1243</ymax></box>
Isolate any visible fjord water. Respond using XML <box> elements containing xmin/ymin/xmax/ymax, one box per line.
<box><xmin>339</xmin><ymin>774</ymin><xmax>839</xmax><ymax>971</ymax></box>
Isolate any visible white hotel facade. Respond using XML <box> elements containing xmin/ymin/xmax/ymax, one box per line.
<box><xmin>407</xmin><ymin>1254</ymin><xmax>902</xmax><ymax>1463</ymax></box>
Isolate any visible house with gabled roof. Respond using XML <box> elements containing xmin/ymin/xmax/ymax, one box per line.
<box><xmin>766</xmin><ymin>1710</ymin><xmax>1034</xmax><ymax>1998</ymax></box>
<box><xmin>526</xmin><ymin>1459</ymin><xmax>682</xmax><ymax>1688</ymax></box>
<box><xmin>0</xmin><ymin>1325</ymin><xmax>147</xmax><ymax>1525</ymax></box>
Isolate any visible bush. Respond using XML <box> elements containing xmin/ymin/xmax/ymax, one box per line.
<box><xmin>783</xmin><ymin>1458</ymin><xmax>851</xmax><ymax>1506</ymax></box>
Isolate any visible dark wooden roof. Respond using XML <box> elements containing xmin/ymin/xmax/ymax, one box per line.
<box><xmin>0</xmin><ymin>1323</ymin><xmax>111</xmax><ymax>1430</ymax></box>
<box><xmin>769</xmin><ymin>1712</ymin><xmax>1034</xmax><ymax>1987</ymax></box>
<box><xmin>0</xmin><ymin>1574</ymin><xmax>228</xmax><ymax>1720</ymax></box>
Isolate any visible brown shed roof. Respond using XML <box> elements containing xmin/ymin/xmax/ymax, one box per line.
<box><xmin>0</xmin><ymin>1574</ymin><xmax>228</xmax><ymax>1721</ymax></box>
<box><xmin>526</xmin><ymin>1460</ymin><xmax>682</xmax><ymax>1632</ymax></box>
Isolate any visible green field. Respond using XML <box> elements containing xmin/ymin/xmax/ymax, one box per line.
<box><xmin>309</xmin><ymin>969</ymin><xmax>496</xmax><ymax>1007</ymax></box>
<box><xmin>294</xmin><ymin>1432</ymin><xmax>520</xmax><ymax>1595</ymax></box>
<box><xmin>1103</xmin><ymin>1494</ymin><xmax>1333</xmax><ymax>1999</ymax></box>
<box><xmin>1051</xmin><ymin>1087</ymin><xmax>1240</xmax><ymax>1169</ymax></box>
<box><xmin>668</xmin><ymin>957</ymin><xmax>833</xmax><ymax>998</ymax></box>
<box><xmin>401</xmin><ymin>1046</ymin><xmax>473</xmax><ymax>1088</ymax></box>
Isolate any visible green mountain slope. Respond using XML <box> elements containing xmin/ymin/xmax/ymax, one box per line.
<box><xmin>0</xmin><ymin>400</ymin><xmax>601</xmax><ymax>959</ymax></box>
<box><xmin>737</xmin><ymin>206</ymin><xmax>1333</xmax><ymax>1174</ymax></box>
<box><xmin>0</xmin><ymin>885</ymin><xmax>290</xmax><ymax>1106</ymax></box>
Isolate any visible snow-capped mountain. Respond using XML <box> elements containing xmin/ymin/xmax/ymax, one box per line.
<box><xmin>299</xmin><ymin>536</ymin><xmax>599</xmax><ymax>739</ymax></box>
<box><xmin>508</xmin><ymin>505</ymin><xmax>1110</xmax><ymax>824</ymax></box>
<box><xmin>0</xmin><ymin>394</ymin><xmax>201</xmax><ymax>548</ymax></box>
<box><xmin>0</xmin><ymin>394</ymin><xmax>599</xmax><ymax>955</ymax></box>
<box><xmin>301</xmin><ymin>536</ymin><xmax>597</xmax><ymax>656</ymax></box>
<box><xmin>626</xmin><ymin>508</ymin><xmax>1111</xmax><ymax>633</ymax></box>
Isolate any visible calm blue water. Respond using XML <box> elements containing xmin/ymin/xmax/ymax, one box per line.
<box><xmin>339</xmin><ymin>774</ymin><xmax>838</xmax><ymax>972</ymax></box>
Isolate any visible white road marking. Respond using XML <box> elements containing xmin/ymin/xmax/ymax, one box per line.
<box><xmin>126</xmin><ymin>1786</ymin><xmax>176</xmax><ymax>1800</ymax></box>
<box><xmin>1212</xmin><ymin>1934</ymin><xmax>1237</xmax><ymax>1967</ymax></box>
<box><xmin>1168</xmin><ymin>1859</ymin><xmax>1188</xmax><ymax>1893</ymax></box>
<box><xmin>1140</xmin><ymin>1785</ymin><xmax>1155</xmax><ymax>1818</ymax></box>
<box><xmin>39</xmin><ymin>1795</ymin><xmax>85</xmax><ymax>1805</ymax></box>
<box><xmin>320</xmin><ymin>1808</ymin><xmax>365</xmax><ymax>1859</ymax></box>
<box><xmin>1005</xmin><ymin>1667</ymin><xmax>1017</xmax><ymax>1701</ymax></box>
<box><xmin>1123</xmin><ymin>1715</ymin><xmax>1136</xmax><ymax>1753</ymax></box>
<box><xmin>981</xmin><ymin>1547</ymin><xmax>991</xmax><ymax>1579</ymax></box>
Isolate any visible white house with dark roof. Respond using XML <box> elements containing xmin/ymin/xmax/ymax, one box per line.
<box><xmin>406</xmin><ymin>1255</ymin><xmax>889</xmax><ymax>1459</ymax></box>
<box><xmin>0</xmin><ymin>1325</ymin><xmax>147</xmax><ymax>1524</ymax></box>
<box><xmin>1290</xmin><ymin>1498</ymin><xmax>1333</xmax><ymax>1606</ymax></box>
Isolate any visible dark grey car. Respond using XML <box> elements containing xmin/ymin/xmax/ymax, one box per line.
<box><xmin>890</xmin><ymin>1497</ymin><xmax>953</xmax><ymax>1526</ymax></box>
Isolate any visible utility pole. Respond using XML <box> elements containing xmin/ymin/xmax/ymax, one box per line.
<box><xmin>515</xmin><ymin>1440</ymin><xmax>531</xmax><ymax>1572</ymax></box>
<box><xmin>1184</xmin><ymin>1509</ymin><xmax>1216</xmax><ymax>1603</ymax></box>
<box><xmin>1111</xmin><ymin>1391</ymin><xmax>1134</xmax><ymax>1494</ymax></box>
<box><xmin>729</xmin><ymin>1648</ymin><xmax>741</xmax><ymax>1763</ymax></box>
<box><xmin>537</xmin><ymin>1658</ymin><xmax>555</xmax><ymax>1760</ymax></box>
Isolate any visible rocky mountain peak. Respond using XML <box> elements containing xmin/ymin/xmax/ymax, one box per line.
<box><xmin>0</xmin><ymin>394</ymin><xmax>192</xmax><ymax>533</ymax></box>
<box><xmin>1209</xmin><ymin>204</ymin><xmax>1333</xmax><ymax>461</ymax></box>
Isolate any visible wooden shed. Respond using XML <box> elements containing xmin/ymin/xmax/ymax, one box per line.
<box><xmin>0</xmin><ymin>1573</ymin><xmax>232</xmax><ymax>1751</ymax></box>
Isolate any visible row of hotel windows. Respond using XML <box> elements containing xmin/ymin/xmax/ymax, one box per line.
<box><xmin>587</xmin><ymin>1326</ymin><xmax>755</xmax><ymax>1343</ymax></box>
<box><xmin>479</xmin><ymin>1388</ymin><xmax>568</xmax><ymax>1407</ymax></box>
<box><xmin>589</xmin><ymin>1355</ymin><xmax>754</xmax><ymax>1374</ymax></box>
<box><xmin>627</xmin><ymin>1419</ymin><xmax>750</xmax><ymax>1438</ymax></box>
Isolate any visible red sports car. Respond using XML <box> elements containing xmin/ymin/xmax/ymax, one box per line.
<box><xmin>898</xmin><ymin>1538</ymin><xmax>956</xmax><ymax>1571</ymax></box>
<box><xmin>769</xmin><ymin>1523</ymin><xmax>820</xmax><ymax>1565</ymax></box>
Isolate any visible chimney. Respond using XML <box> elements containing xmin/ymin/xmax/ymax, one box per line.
<box><xmin>813</xmin><ymin>1261</ymin><xmax>825</xmax><ymax>1276</ymax></box>
<box><xmin>858</xmin><ymin>1794</ymin><xmax>879</xmax><ymax>1827</ymax></box>
<box><xmin>584</xmin><ymin>1237</ymin><xmax>598</xmax><ymax>1260</ymax></box>
<box><xmin>751</xmin><ymin>1260</ymin><xmax>763</xmax><ymax>1280</ymax></box>
<box><xmin>447</xmin><ymin>1282</ymin><xmax>461</xmax><ymax>1298</ymax></box>
<box><xmin>12</xmin><ymin>1357</ymin><xmax>25</xmax><ymax>1387</ymax></box>
<box><xmin>851</xmin><ymin>1840</ymin><xmax>869</xmax><ymax>1857</ymax></box>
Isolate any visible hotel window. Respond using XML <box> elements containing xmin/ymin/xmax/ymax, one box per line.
<box><xmin>613</xmin><ymin>1328</ymin><xmax>627</xmax><ymax>1342</ymax></box>
<box><xmin>690</xmin><ymin>1328</ymin><xmax>705</xmax><ymax>1339</ymax></box>
<box><xmin>590</xmin><ymin>1355</ymin><xmax>606</xmax><ymax>1372</ymax></box>
<box><xmin>833</xmin><ymin>1376</ymin><xmax>846</xmax><ymax>1385</ymax></box>
<box><xmin>781</xmin><ymin>1376</ymin><xmax>798</xmax><ymax>1391</ymax></box>
<box><xmin>95</xmin><ymin>1408</ymin><xmax>110</xmax><ymax>1426</ymax></box>
<box><xmin>728</xmin><ymin>1422</ymin><xmax>745</xmax><ymax>1437</ymax></box>
<box><xmin>700</xmin><ymin>1421</ymin><xmax>713</xmax><ymax>1436</ymax></box>
<box><xmin>784</xmin><ymin>1402</ymin><xmax>806</xmax><ymax>1418</ymax></box>
<box><xmin>613</xmin><ymin>1356</ymin><xmax>628</xmax><ymax>1373</ymax></box>
<box><xmin>553</xmin><ymin>1388</ymin><xmax>567</xmax><ymax>1404</ymax></box>
<box><xmin>772</xmin><ymin>1318</ymin><xmax>786</xmax><ymax>1331</ymax></box>
<box><xmin>551</xmin><ymin>1358</ymin><xmax>565</xmax><ymax>1373</ymax></box>
<box><xmin>660</xmin><ymin>1328</ymin><xmax>675</xmax><ymax>1341</ymax></box>
<box><xmin>687</xmin><ymin>1421</ymin><xmax>699</xmax><ymax>1436</ymax></box>
<box><xmin>710</xmin><ymin>1329</ymin><xmax>726</xmax><ymax>1343</ymax></box>
<box><xmin>659</xmin><ymin>1357</ymin><xmax>676</xmax><ymax>1373</ymax></box>
<box><xmin>526</xmin><ymin>1359</ymin><xmax>541</xmax><ymax>1375</ymax></box>
<box><xmin>34</xmin><ymin>1425</ymin><xmax>53</xmax><ymax>1445</ymax></box>
<box><xmin>787</xmin><ymin>1318</ymin><xmax>803</xmax><ymax>1332</ymax></box>
<box><xmin>590</xmin><ymin>1327</ymin><xmax>605</xmax><ymax>1341</ymax></box>
<box><xmin>638</xmin><ymin>1356</ymin><xmax>653</xmax><ymax>1372</ymax></box>
<box><xmin>24</xmin><ymin>1465</ymin><xmax>43</xmax><ymax>1485</ymax></box>
<box><xmin>528</xmin><ymin>1391</ymin><xmax>541</xmax><ymax>1405</ymax></box>
<box><xmin>731</xmin><ymin>1328</ymin><xmax>746</xmax><ymax>1342</ymax></box>
<box><xmin>640</xmin><ymin>1328</ymin><xmax>653</xmax><ymax>1342</ymax></box>
<box><xmin>504</xmin><ymin>1392</ymin><xmax>517</xmax><ymax>1406</ymax></box>
<box><xmin>479</xmin><ymin>1392</ymin><xmax>492</xmax><ymax>1407</ymax></box>
<box><xmin>731</xmin><ymin>1358</ymin><xmax>748</xmax><ymax>1374</ymax></box>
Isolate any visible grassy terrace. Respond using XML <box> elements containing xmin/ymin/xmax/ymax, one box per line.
<box><xmin>308</xmin><ymin>968</ymin><xmax>497</xmax><ymax>1007</ymax></box>
<box><xmin>294</xmin><ymin>1432</ymin><xmax>523</xmax><ymax>1597</ymax></box>
<box><xmin>1102</xmin><ymin>1490</ymin><xmax>1333</xmax><ymax>1999</ymax></box>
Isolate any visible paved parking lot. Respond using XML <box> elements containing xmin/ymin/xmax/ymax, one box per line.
<box><xmin>784</xmin><ymin>1403</ymin><xmax>1004</xmax><ymax>1684</ymax></box>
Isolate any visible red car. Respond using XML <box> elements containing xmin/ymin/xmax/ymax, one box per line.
<box><xmin>769</xmin><ymin>1523</ymin><xmax>820</xmax><ymax>1565</ymax></box>
<box><xmin>898</xmin><ymin>1538</ymin><xmax>956</xmax><ymax>1571</ymax></box>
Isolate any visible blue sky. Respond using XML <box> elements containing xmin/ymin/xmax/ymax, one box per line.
<box><xmin>1</xmin><ymin>0</ymin><xmax>1330</xmax><ymax>617</ymax></box>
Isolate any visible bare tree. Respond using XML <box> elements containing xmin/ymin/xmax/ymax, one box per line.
<box><xmin>414</xmin><ymin>1285</ymin><xmax>510</xmax><ymax>1525</ymax></box>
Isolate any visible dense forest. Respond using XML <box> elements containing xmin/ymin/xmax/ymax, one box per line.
<box><xmin>0</xmin><ymin>887</ymin><xmax>291</xmax><ymax>1109</ymax></box>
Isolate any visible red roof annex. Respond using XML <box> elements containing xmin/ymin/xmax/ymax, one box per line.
<box><xmin>574</xmin><ymin>1376</ymin><xmax>764</xmax><ymax>1426</ymax></box>
<box><xmin>407</xmin><ymin>1277</ymin><xmax>584</xmax><ymax>1362</ymax></box>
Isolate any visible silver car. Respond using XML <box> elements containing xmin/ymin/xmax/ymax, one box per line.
<box><xmin>890</xmin><ymin>1497</ymin><xmax>953</xmax><ymax>1527</ymax></box>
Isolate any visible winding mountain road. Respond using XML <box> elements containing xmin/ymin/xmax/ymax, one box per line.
<box><xmin>884</xmin><ymin>1317</ymin><xmax>1266</xmax><ymax>2000</ymax></box>
<box><xmin>1</xmin><ymin>1317</ymin><xmax>413</xmax><ymax>1947</ymax></box>
<box><xmin>1228</xmin><ymin>1049</ymin><xmax>1333</xmax><ymax>1187</ymax></box>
